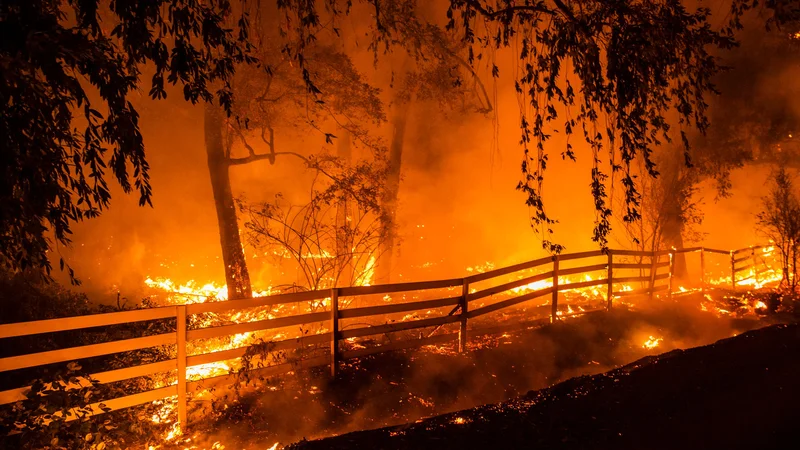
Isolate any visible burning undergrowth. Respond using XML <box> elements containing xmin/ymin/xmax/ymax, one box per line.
<box><xmin>170</xmin><ymin>292</ymin><xmax>778</xmax><ymax>450</ymax></box>
<box><xmin>1</xmin><ymin>247</ymin><xmax>790</xmax><ymax>450</ymax></box>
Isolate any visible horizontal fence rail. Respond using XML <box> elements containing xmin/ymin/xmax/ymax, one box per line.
<box><xmin>0</xmin><ymin>244</ymin><xmax>778</xmax><ymax>431</ymax></box>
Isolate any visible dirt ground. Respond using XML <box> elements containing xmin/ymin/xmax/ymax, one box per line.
<box><xmin>289</xmin><ymin>322</ymin><xmax>800</xmax><ymax>450</ymax></box>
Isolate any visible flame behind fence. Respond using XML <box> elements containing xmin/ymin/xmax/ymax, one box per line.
<box><xmin>0</xmin><ymin>244</ymin><xmax>781</xmax><ymax>435</ymax></box>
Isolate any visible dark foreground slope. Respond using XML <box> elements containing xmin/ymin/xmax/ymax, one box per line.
<box><xmin>290</xmin><ymin>324</ymin><xmax>800</xmax><ymax>450</ymax></box>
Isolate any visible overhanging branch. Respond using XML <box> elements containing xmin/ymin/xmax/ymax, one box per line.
<box><xmin>227</xmin><ymin>125</ymin><xmax>310</xmax><ymax>166</ymax></box>
<box><xmin>464</xmin><ymin>0</ymin><xmax>556</xmax><ymax>18</ymax></box>
<box><xmin>229</xmin><ymin>151</ymin><xmax>309</xmax><ymax>166</ymax></box>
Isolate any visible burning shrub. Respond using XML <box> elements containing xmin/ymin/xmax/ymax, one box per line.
<box><xmin>240</xmin><ymin>154</ymin><xmax>388</xmax><ymax>291</ymax></box>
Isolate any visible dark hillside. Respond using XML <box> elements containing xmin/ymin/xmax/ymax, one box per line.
<box><xmin>291</xmin><ymin>324</ymin><xmax>800</xmax><ymax>450</ymax></box>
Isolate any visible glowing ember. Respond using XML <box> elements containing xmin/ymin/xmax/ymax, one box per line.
<box><xmin>754</xmin><ymin>300</ymin><xmax>767</xmax><ymax>310</ymax></box>
<box><xmin>466</xmin><ymin>262</ymin><xmax>495</xmax><ymax>273</ymax></box>
<box><xmin>452</xmin><ymin>416</ymin><xmax>469</xmax><ymax>425</ymax></box>
<box><xmin>642</xmin><ymin>336</ymin><xmax>663</xmax><ymax>350</ymax></box>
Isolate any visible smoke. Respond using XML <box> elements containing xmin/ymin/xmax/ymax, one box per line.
<box><xmin>690</xmin><ymin>8</ymin><xmax>800</xmax><ymax>251</ymax></box>
<box><xmin>56</xmin><ymin>2</ymin><xmax>605</xmax><ymax>304</ymax></box>
<box><xmin>51</xmin><ymin>1</ymin><xmax>797</xmax><ymax>322</ymax></box>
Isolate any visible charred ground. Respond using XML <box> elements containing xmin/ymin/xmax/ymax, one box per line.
<box><xmin>288</xmin><ymin>322</ymin><xmax>800</xmax><ymax>450</ymax></box>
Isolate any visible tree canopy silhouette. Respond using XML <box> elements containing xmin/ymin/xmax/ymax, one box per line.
<box><xmin>442</xmin><ymin>0</ymin><xmax>756</xmax><ymax>251</ymax></box>
<box><xmin>0</xmin><ymin>0</ymin><xmax>257</xmax><ymax>278</ymax></box>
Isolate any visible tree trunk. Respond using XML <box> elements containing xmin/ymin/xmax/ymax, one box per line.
<box><xmin>335</xmin><ymin>128</ymin><xmax>353</xmax><ymax>287</ymax></box>
<box><xmin>204</xmin><ymin>103</ymin><xmax>252</xmax><ymax>299</ymax></box>
<box><xmin>660</xmin><ymin>186</ymin><xmax>688</xmax><ymax>279</ymax></box>
<box><xmin>377</xmin><ymin>101</ymin><xmax>410</xmax><ymax>284</ymax></box>
<box><xmin>659</xmin><ymin>157</ymin><xmax>690</xmax><ymax>280</ymax></box>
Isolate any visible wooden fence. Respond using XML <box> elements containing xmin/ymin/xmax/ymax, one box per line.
<box><xmin>0</xmin><ymin>244</ymin><xmax>777</xmax><ymax>430</ymax></box>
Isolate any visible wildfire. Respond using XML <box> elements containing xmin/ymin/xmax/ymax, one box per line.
<box><xmin>511</xmin><ymin>277</ymin><xmax>552</xmax><ymax>294</ymax></box>
<box><xmin>144</xmin><ymin>277</ymin><xmax>278</xmax><ymax>304</ymax></box>
<box><xmin>144</xmin><ymin>278</ymin><xmax>230</xmax><ymax>302</ymax></box>
<box><xmin>139</xmin><ymin>281</ymin><xmax>290</xmax><ymax>439</ymax></box>
<box><xmin>142</xmin><ymin>252</ymin><xmax>381</xmax><ymax>443</ymax></box>
<box><xmin>135</xmin><ymin>243</ymin><xmax>783</xmax><ymax>445</ymax></box>
<box><xmin>642</xmin><ymin>336</ymin><xmax>663</xmax><ymax>350</ymax></box>
<box><xmin>733</xmin><ymin>266</ymin><xmax>783</xmax><ymax>289</ymax></box>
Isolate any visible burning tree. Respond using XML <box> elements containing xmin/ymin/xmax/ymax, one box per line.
<box><xmin>756</xmin><ymin>167</ymin><xmax>800</xmax><ymax>291</ymax></box>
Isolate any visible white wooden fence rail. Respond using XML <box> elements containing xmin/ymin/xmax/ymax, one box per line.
<box><xmin>0</xmin><ymin>245</ymin><xmax>775</xmax><ymax>430</ymax></box>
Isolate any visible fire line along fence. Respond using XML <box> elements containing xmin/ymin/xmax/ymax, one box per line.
<box><xmin>0</xmin><ymin>244</ymin><xmax>779</xmax><ymax>431</ymax></box>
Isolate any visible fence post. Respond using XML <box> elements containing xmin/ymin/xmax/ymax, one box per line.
<box><xmin>648</xmin><ymin>253</ymin><xmax>657</xmax><ymax>300</ymax></box>
<box><xmin>459</xmin><ymin>279</ymin><xmax>469</xmax><ymax>353</ymax></box>
<box><xmin>176</xmin><ymin>304</ymin><xmax>187</xmax><ymax>432</ymax></box>
<box><xmin>551</xmin><ymin>255</ymin><xmax>560</xmax><ymax>322</ymax></box>
<box><xmin>700</xmin><ymin>248</ymin><xmax>706</xmax><ymax>294</ymax></box>
<box><xmin>668</xmin><ymin>251</ymin><xmax>675</xmax><ymax>299</ymax></box>
<box><xmin>752</xmin><ymin>247</ymin><xmax>758</xmax><ymax>286</ymax></box>
<box><xmin>607</xmin><ymin>251</ymin><xmax>613</xmax><ymax>310</ymax></box>
<box><xmin>330</xmin><ymin>288</ymin><xmax>339</xmax><ymax>377</ymax></box>
<box><xmin>730</xmin><ymin>251</ymin><xmax>736</xmax><ymax>289</ymax></box>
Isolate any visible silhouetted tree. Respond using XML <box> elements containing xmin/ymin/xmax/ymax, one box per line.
<box><xmin>1</xmin><ymin>0</ymin><xmax>768</xmax><ymax>284</ymax></box>
<box><xmin>440</xmin><ymin>0</ymin><xmax>755</xmax><ymax>252</ymax></box>
<box><xmin>372</xmin><ymin>1</ymin><xmax>494</xmax><ymax>282</ymax></box>
<box><xmin>335</xmin><ymin>128</ymin><xmax>354</xmax><ymax>287</ymax></box>
<box><xmin>645</xmin><ymin>1</ymin><xmax>800</xmax><ymax>273</ymax></box>
<box><xmin>757</xmin><ymin>166</ymin><xmax>800</xmax><ymax>291</ymax></box>
<box><xmin>241</xmin><ymin>156</ymin><xmax>388</xmax><ymax>293</ymax></box>
<box><xmin>0</xmin><ymin>0</ymin><xmax>256</xmax><ymax>279</ymax></box>
<box><xmin>206</xmin><ymin>11</ymin><xmax>385</xmax><ymax>297</ymax></box>
<box><xmin>617</xmin><ymin>151</ymin><xmax>703</xmax><ymax>279</ymax></box>
<box><xmin>205</xmin><ymin>102</ymin><xmax>255</xmax><ymax>299</ymax></box>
